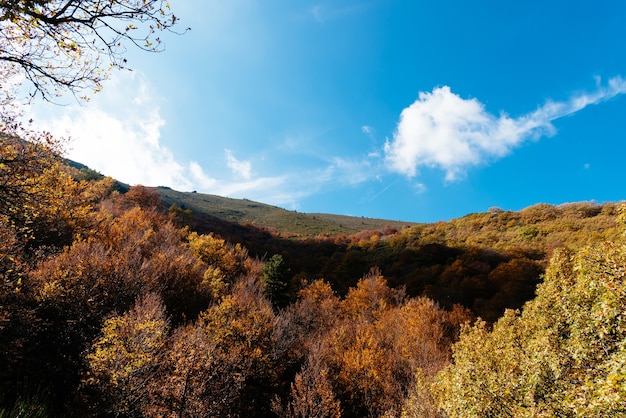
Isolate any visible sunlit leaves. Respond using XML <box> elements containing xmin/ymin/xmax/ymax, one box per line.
<box><xmin>0</xmin><ymin>0</ymin><xmax>184</xmax><ymax>101</ymax></box>
<box><xmin>432</xmin><ymin>218</ymin><xmax>626</xmax><ymax>417</ymax></box>
<box><xmin>279</xmin><ymin>272</ymin><xmax>470</xmax><ymax>418</ymax></box>
<box><xmin>4</xmin><ymin>117</ymin><xmax>625</xmax><ymax>416</ymax></box>
<box><xmin>150</xmin><ymin>277</ymin><xmax>282</xmax><ymax>417</ymax></box>
<box><xmin>32</xmin><ymin>205</ymin><xmax>210</xmax><ymax>323</ymax></box>
<box><xmin>0</xmin><ymin>132</ymin><xmax>111</xmax><ymax>296</ymax></box>
<box><xmin>188</xmin><ymin>231</ymin><xmax>260</xmax><ymax>299</ymax></box>
<box><xmin>85</xmin><ymin>293</ymin><xmax>168</xmax><ymax>416</ymax></box>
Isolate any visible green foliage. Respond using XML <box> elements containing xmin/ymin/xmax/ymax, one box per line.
<box><xmin>262</xmin><ymin>254</ymin><xmax>291</xmax><ymax>308</ymax></box>
<box><xmin>431</xmin><ymin>221</ymin><xmax>626</xmax><ymax>417</ymax></box>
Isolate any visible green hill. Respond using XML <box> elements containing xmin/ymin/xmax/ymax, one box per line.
<box><xmin>154</xmin><ymin>186</ymin><xmax>417</xmax><ymax>237</ymax></box>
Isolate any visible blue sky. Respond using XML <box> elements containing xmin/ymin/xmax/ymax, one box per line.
<box><xmin>32</xmin><ymin>0</ymin><xmax>626</xmax><ymax>223</ymax></box>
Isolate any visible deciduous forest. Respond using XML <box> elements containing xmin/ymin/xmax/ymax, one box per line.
<box><xmin>1</xmin><ymin>1</ymin><xmax>625</xmax><ymax>416</ymax></box>
<box><xmin>2</xmin><ymin>133</ymin><xmax>625</xmax><ymax>417</ymax></box>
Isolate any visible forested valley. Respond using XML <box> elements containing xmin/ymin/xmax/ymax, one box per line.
<box><xmin>2</xmin><ymin>133</ymin><xmax>625</xmax><ymax>417</ymax></box>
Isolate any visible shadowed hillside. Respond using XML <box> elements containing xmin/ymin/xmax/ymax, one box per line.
<box><xmin>154</xmin><ymin>183</ymin><xmax>623</xmax><ymax>322</ymax></box>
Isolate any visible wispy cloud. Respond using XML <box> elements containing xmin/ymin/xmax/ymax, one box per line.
<box><xmin>384</xmin><ymin>76</ymin><xmax>626</xmax><ymax>181</ymax></box>
<box><xmin>27</xmin><ymin>71</ymin><xmax>379</xmax><ymax>209</ymax></box>
<box><xmin>28</xmin><ymin>72</ymin><xmax>195</xmax><ymax>190</ymax></box>
<box><xmin>225</xmin><ymin>149</ymin><xmax>252</xmax><ymax>179</ymax></box>
<box><xmin>328</xmin><ymin>156</ymin><xmax>378</xmax><ymax>185</ymax></box>
<box><xmin>188</xmin><ymin>162</ymin><xmax>218</xmax><ymax>190</ymax></box>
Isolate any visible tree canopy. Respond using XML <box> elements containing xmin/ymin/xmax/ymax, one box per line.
<box><xmin>424</xmin><ymin>211</ymin><xmax>626</xmax><ymax>417</ymax></box>
<box><xmin>0</xmin><ymin>0</ymin><xmax>182</xmax><ymax>101</ymax></box>
<box><xmin>1</xmin><ymin>134</ymin><xmax>625</xmax><ymax>415</ymax></box>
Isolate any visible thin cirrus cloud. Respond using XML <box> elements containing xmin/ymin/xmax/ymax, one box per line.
<box><xmin>384</xmin><ymin>76</ymin><xmax>626</xmax><ymax>182</ymax></box>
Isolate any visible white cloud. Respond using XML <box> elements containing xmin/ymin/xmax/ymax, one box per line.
<box><xmin>385</xmin><ymin>77</ymin><xmax>626</xmax><ymax>181</ymax></box>
<box><xmin>328</xmin><ymin>156</ymin><xmax>377</xmax><ymax>185</ymax></box>
<box><xmin>189</xmin><ymin>161</ymin><xmax>218</xmax><ymax>190</ymax></box>
<box><xmin>225</xmin><ymin>149</ymin><xmax>252</xmax><ymax>179</ymax></box>
<box><xmin>28</xmin><ymin>73</ymin><xmax>195</xmax><ymax>190</ymax></box>
<box><xmin>26</xmin><ymin>72</ymin><xmax>340</xmax><ymax>208</ymax></box>
<box><xmin>413</xmin><ymin>182</ymin><xmax>427</xmax><ymax>194</ymax></box>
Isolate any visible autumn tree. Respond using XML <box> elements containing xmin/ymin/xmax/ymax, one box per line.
<box><xmin>281</xmin><ymin>279</ymin><xmax>342</xmax><ymax>359</ymax></box>
<box><xmin>32</xmin><ymin>204</ymin><xmax>213</xmax><ymax>324</ymax></box>
<box><xmin>149</xmin><ymin>276</ymin><xmax>282</xmax><ymax>417</ymax></box>
<box><xmin>330</xmin><ymin>295</ymin><xmax>458</xmax><ymax>417</ymax></box>
<box><xmin>278</xmin><ymin>269</ymin><xmax>469</xmax><ymax>418</ymax></box>
<box><xmin>84</xmin><ymin>292</ymin><xmax>169</xmax><ymax>416</ymax></box>
<box><xmin>0</xmin><ymin>126</ymin><xmax>120</xmax><ymax>414</ymax></box>
<box><xmin>145</xmin><ymin>320</ymin><xmax>217</xmax><ymax>417</ymax></box>
<box><xmin>431</xmin><ymin>211</ymin><xmax>626</xmax><ymax>417</ymax></box>
<box><xmin>1</xmin><ymin>204</ymin><xmax>208</xmax><ymax>413</ymax></box>
<box><xmin>117</xmin><ymin>185</ymin><xmax>163</xmax><ymax>211</ymax></box>
<box><xmin>187</xmin><ymin>231</ymin><xmax>261</xmax><ymax>299</ymax></box>
<box><xmin>0</xmin><ymin>0</ymin><xmax>183</xmax><ymax>101</ymax></box>
<box><xmin>0</xmin><ymin>133</ymin><xmax>108</xmax><ymax>253</ymax></box>
<box><xmin>273</xmin><ymin>344</ymin><xmax>342</xmax><ymax>418</ymax></box>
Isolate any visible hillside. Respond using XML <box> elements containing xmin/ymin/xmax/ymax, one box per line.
<box><xmin>67</xmin><ymin>162</ymin><xmax>417</xmax><ymax>237</ymax></box>
<box><xmin>155</xmin><ymin>186</ymin><xmax>417</xmax><ymax>237</ymax></box>
<box><xmin>154</xmin><ymin>178</ymin><xmax>623</xmax><ymax>322</ymax></box>
<box><xmin>3</xmin><ymin>139</ymin><xmax>625</xmax><ymax>416</ymax></box>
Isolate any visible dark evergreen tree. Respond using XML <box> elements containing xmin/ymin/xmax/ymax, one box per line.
<box><xmin>262</xmin><ymin>254</ymin><xmax>291</xmax><ymax>309</ymax></box>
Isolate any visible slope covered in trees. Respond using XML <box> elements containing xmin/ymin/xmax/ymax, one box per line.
<box><xmin>0</xmin><ymin>135</ymin><xmax>465</xmax><ymax>415</ymax></box>
<box><xmin>2</xmin><ymin>131</ymin><xmax>625</xmax><ymax>417</ymax></box>
<box><xmin>178</xmin><ymin>196</ymin><xmax>620</xmax><ymax>322</ymax></box>
<box><xmin>2</xmin><ymin>2</ymin><xmax>625</xmax><ymax>414</ymax></box>
<box><xmin>417</xmin><ymin>212</ymin><xmax>626</xmax><ymax>417</ymax></box>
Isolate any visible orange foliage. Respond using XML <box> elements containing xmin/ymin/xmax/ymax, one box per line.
<box><xmin>279</xmin><ymin>271</ymin><xmax>472</xmax><ymax>418</ymax></box>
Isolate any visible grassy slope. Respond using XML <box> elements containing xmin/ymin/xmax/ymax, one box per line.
<box><xmin>155</xmin><ymin>187</ymin><xmax>417</xmax><ymax>237</ymax></box>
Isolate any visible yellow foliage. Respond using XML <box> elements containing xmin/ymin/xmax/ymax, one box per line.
<box><xmin>431</xmin><ymin>210</ymin><xmax>626</xmax><ymax>417</ymax></box>
<box><xmin>85</xmin><ymin>293</ymin><xmax>168</xmax><ymax>415</ymax></box>
<box><xmin>187</xmin><ymin>231</ymin><xmax>259</xmax><ymax>298</ymax></box>
<box><xmin>292</xmin><ymin>271</ymin><xmax>463</xmax><ymax>417</ymax></box>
